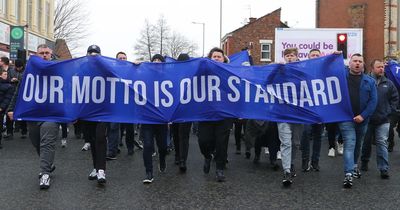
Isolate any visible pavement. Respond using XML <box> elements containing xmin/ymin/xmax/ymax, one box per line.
<box><xmin>1</xmin><ymin>128</ymin><xmax>400</xmax><ymax>210</ymax></box>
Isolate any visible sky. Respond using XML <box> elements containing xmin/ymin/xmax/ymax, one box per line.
<box><xmin>75</xmin><ymin>0</ymin><xmax>316</xmax><ymax>60</ymax></box>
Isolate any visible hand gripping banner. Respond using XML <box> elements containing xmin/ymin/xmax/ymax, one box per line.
<box><xmin>14</xmin><ymin>54</ymin><xmax>353</xmax><ymax>124</ymax></box>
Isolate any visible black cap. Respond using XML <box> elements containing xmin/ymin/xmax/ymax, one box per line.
<box><xmin>87</xmin><ymin>45</ymin><xmax>101</xmax><ymax>54</ymax></box>
<box><xmin>151</xmin><ymin>54</ymin><xmax>165</xmax><ymax>62</ymax></box>
<box><xmin>177</xmin><ymin>53</ymin><xmax>190</xmax><ymax>61</ymax></box>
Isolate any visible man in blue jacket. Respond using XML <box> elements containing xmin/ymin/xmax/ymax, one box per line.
<box><xmin>340</xmin><ymin>53</ymin><xmax>377</xmax><ymax>188</ymax></box>
<box><xmin>360</xmin><ymin>59</ymin><xmax>398</xmax><ymax>178</ymax></box>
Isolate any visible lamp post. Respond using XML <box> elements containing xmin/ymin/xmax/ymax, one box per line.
<box><xmin>192</xmin><ymin>22</ymin><xmax>205</xmax><ymax>57</ymax></box>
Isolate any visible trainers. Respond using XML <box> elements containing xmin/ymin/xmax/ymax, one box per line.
<box><xmin>143</xmin><ymin>172</ymin><xmax>154</xmax><ymax>184</ymax></box>
<box><xmin>380</xmin><ymin>170</ymin><xmax>390</xmax><ymax>179</ymax></box>
<box><xmin>360</xmin><ymin>161</ymin><xmax>368</xmax><ymax>171</ymax></box>
<box><xmin>282</xmin><ymin>171</ymin><xmax>293</xmax><ymax>186</ymax></box>
<box><xmin>134</xmin><ymin>140</ymin><xmax>143</xmax><ymax>150</ymax></box>
<box><xmin>88</xmin><ymin>169</ymin><xmax>97</xmax><ymax>180</ymax></box>
<box><xmin>203</xmin><ymin>158</ymin><xmax>211</xmax><ymax>174</ymax></box>
<box><xmin>39</xmin><ymin>174</ymin><xmax>50</xmax><ymax>190</ymax></box>
<box><xmin>353</xmin><ymin>167</ymin><xmax>361</xmax><ymax>179</ymax></box>
<box><xmin>81</xmin><ymin>142</ymin><xmax>91</xmax><ymax>151</ymax></box>
<box><xmin>328</xmin><ymin>148</ymin><xmax>335</xmax><ymax>157</ymax></box>
<box><xmin>343</xmin><ymin>174</ymin><xmax>353</xmax><ymax>188</ymax></box>
<box><xmin>152</xmin><ymin>152</ymin><xmax>157</xmax><ymax>157</ymax></box>
<box><xmin>61</xmin><ymin>139</ymin><xmax>67</xmax><ymax>148</ymax></box>
<box><xmin>159</xmin><ymin>158</ymin><xmax>166</xmax><ymax>172</ymax></box>
<box><xmin>97</xmin><ymin>169</ymin><xmax>106</xmax><ymax>184</ymax></box>
<box><xmin>277</xmin><ymin>151</ymin><xmax>282</xmax><ymax>160</ymax></box>
<box><xmin>311</xmin><ymin>161</ymin><xmax>320</xmax><ymax>171</ymax></box>
<box><xmin>106</xmin><ymin>155</ymin><xmax>117</xmax><ymax>161</ymax></box>
<box><xmin>290</xmin><ymin>164</ymin><xmax>296</xmax><ymax>177</ymax></box>
<box><xmin>216</xmin><ymin>170</ymin><xmax>226</xmax><ymax>182</ymax></box>
<box><xmin>264</xmin><ymin>147</ymin><xmax>270</xmax><ymax>155</ymax></box>
<box><xmin>337</xmin><ymin>143</ymin><xmax>343</xmax><ymax>155</ymax></box>
<box><xmin>302</xmin><ymin>159</ymin><xmax>311</xmax><ymax>172</ymax></box>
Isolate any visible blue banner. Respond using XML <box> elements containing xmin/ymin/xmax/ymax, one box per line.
<box><xmin>386</xmin><ymin>61</ymin><xmax>400</xmax><ymax>89</ymax></box>
<box><xmin>228</xmin><ymin>50</ymin><xmax>251</xmax><ymax>66</ymax></box>
<box><xmin>14</xmin><ymin>54</ymin><xmax>353</xmax><ymax>124</ymax></box>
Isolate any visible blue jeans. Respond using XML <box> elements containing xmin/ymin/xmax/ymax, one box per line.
<box><xmin>107</xmin><ymin>123</ymin><xmax>120</xmax><ymax>156</ymax></box>
<box><xmin>361</xmin><ymin>123</ymin><xmax>390</xmax><ymax>171</ymax></box>
<box><xmin>339</xmin><ymin>120</ymin><xmax>369</xmax><ymax>174</ymax></box>
<box><xmin>301</xmin><ymin>124</ymin><xmax>323</xmax><ymax>163</ymax></box>
<box><xmin>142</xmin><ymin>124</ymin><xmax>168</xmax><ymax>173</ymax></box>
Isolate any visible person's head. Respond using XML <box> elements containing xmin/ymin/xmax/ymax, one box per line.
<box><xmin>14</xmin><ymin>59</ymin><xmax>24</xmax><ymax>71</ymax></box>
<box><xmin>283</xmin><ymin>48</ymin><xmax>298</xmax><ymax>63</ymax></box>
<box><xmin>36</xmin><ymin>44</ymin><xmax>53</xmax><ymax>61</ymax></box>
<box><xmin>177</xmin><ymin>53</ymin><xmax>190</xmax><ymax>61</ymax></box>
<box><xmin>349</xmin><ymin>53</ymin><xmax>364</xmax><ymax>75</ymax></box>
<box><xmin>116</xmin><ymin>52</ymin><xmax>127</xmax><ymax>60</ymax></box>
<box><xmin>207</xmin><ymin>47</ymin><xmax>225</xmax><ymax>63</ymax></box>
<box><xmin>308</xmin><ymin>49</ymin><xmax>321</xmax><ymax>59</ymax></box>
<box><xmin>151</xmin><ymin>54</ymin><xmax>165</xmax><ymax>63</ymax></box>
<box><xmin>0</xmin><ymin>70</ymin><xmax>8</xmax><ymax>80</ymax></box>
<box><xmin>0</xmin><ymin>57</ymin><xmax>9</xmax><ymax>68</ymax></box>
<box><xmin>370</xmin><ymin>59</ymin><xmax>384</xmax><ymax>78</ymax></box>
<box><xmin>87</xmin><ymin>45</ymin><xmax>101</xmax><ymax>56</ymax></box>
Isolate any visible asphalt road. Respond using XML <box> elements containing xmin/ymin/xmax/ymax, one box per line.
<box><xmin>0</xmin><ymin>128</ymin><xmax>400</xmax><ymax>210</ymax></box>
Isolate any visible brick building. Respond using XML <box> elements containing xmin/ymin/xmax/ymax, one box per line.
<box><xmin>221</xmin><ymin>8</ymin><xmax>288</xmax><ymax>65</ymax></box>
<box><xmin>316</xmin><ymin>0</ymin><xmax>400</xmax><ymax>67</ymax></box>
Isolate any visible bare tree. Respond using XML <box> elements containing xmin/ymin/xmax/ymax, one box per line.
<box><xmin>154</xmin><ymin>15</ymin><xmax>170</xmax><ymax>55</ymax></box>
<box><xmin>134</xmin><ymin>19</ymin><xmax>158</xmax><ymax>60</ymax></box>
<box><xmin>165</xmin><ymin>31</ymin><xmax>198</xmax><ymax>58</ymax></box>
<box><xmin>53</xmin><ymin>0</ymin><xmax>90</xmax><ymax>53</ymax></box>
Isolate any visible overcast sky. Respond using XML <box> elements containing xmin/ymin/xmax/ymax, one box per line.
<box><xmin>75</xmin><ymin>0</ymin><xmax>316</xmax><ymax>60</ymax></box>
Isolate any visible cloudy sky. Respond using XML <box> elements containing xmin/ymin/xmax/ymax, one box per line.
<box><xmin>75</xmin><ymin>0</ymin><xmax>316</xmax><ymax>60</ymax></box>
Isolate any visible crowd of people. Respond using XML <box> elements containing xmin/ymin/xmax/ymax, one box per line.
<box><xmin>0</xmin><ymin>43</ymin><xmax>398</xmax><ymax>190</ymax></box>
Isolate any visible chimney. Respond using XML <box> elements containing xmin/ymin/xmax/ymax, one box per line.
<box><xmin>249</xmin><ymin>17</ymin><xmax>257</xmax><ymax>23</ymax></box>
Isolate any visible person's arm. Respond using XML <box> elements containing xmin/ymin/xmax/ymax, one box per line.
<box><xmin>359</xmin><ymin>79</ymin><xmax>378</xmax><ymax>120</ymax></box>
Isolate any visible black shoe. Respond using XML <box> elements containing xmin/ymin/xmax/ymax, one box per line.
<box><xmin>380</xmin><ymin>170</ymin><xmax>390</xmax><ymax>179</ymax></box>
<box><xmin>127</xmin><ymin>149</ymin><xmax>134</xmax><ymax>156</ymax></box>
<box><xmin>216</xmin><ymin>170</ymin><xmax>226</xmax><ymax>182</ymax></box>
<box><xmin>159</xmin><ymin>158</ymin><xmax>166</xmax><ymax>172</ymax></box>
<box><xmin>311</xmin><ymin>161</ymin><xmax>320</xmax><ymax>172</ymax></box>
<box><xmin>106</xmin><ymin>155</ymin><xmax>117</xmax><ymax>161</ymax></box>
<box><xmin>271</xmin><ymin>161</ymin><xmax>280</xmax><ymax>171</ymax></box>
<box><xmin>290</xmin><ymin>164</ymin><xmax>296</xmax><ymax>177</ymax></box>
<box><xmin>343</xmin><ymin>174</ymin><xmax>353</xmax><ymax>188</ymax></box>
<box><xmin>253</xmin><ymin>155</ymin><xmax>260</xmax><ymax>164</ymax></box>
<box><xmin>142</xmin><ymin>172</ymin><xmax>154</xmax><ymax>184</ymax></box>
<box><xmin>179</xmin><ymin>161</ymin><xmax>187</xmax><ymax>173</ymax></box>
<box><xmin>302</xmin><ymin>159</ymin><xmax>310</xmax><ymax>172</ymax></box>
<box><xmin>203</xmin><ymin>158</ymin><xmax>211</xmax><ymax>174</ymax></box>
<box><xmin>245</xmin><ymin>151</ymin><xmax>251</xmax><ymax>159</ymax></box>
<box><xmin>353</xmin><ymin>167</ymin><xmax>361</xmax><ymax>179</ymax></box>
<box><xmin>360</xmin><ymin>161</ymin><xmax>368</xmax><ymax>171</ymax></box>
<box><xmin>282</xmin><ymin>172</ymin><xmax>293</xmax><ymax>187</ymax></box>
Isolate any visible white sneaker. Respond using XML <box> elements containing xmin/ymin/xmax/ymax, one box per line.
<box><xmin>328</xmin><ymin>148</ymin><xmax>335</xmax><ymax>157</ymax></box>
<box><xmin>88</xmin><ymin>169</ymin><xmax>97</xmax><ymax>180</ymax></box>
<box><xmin>82</xmin><ymin>142</ymin><xmax>91</xmax><ymax>151</ymax></box>
<box><xmin>97</xmin><ymin>169</ymin><xmax>106</xmax><ymax>183</ymax></box>
<box><xmin>39</xmin><ymin>174</ymin><xmax>50</xmax><ymax>190</ymax></box>
<box><xmin>264</xmin><ymin>147</ymin><xmax>270</xmax><ymax>155</ymax></box>
<box><xmin>152</xmin><ymin>152</ymin><xmax>157</xmax><ymax>157</ymax></box>
<box><xmin>61</xmin><ymin>139</ymin><xmax>67</xmax><ymax>148</ymax></box>
<box><xmin>337</xmin><ymin>143</ymin><xmax>344</xmax><ymax>155</ymax></box>
<box><xmin>277</xmin><ymin>151</ymin><xmax>282</xmax><ymax>160</ymax></box>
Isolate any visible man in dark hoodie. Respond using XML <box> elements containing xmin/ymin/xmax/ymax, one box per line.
<box><xmin>360</xmin><ymin>59</ymin><xmax>398</xmax><ymax>179</ymax></box>
<box><xmin>0</xmin><ymin>70</ymin><xmax>15</xmax><ymax>148</ymax></box>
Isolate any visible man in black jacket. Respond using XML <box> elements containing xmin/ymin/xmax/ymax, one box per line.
<box><xmin>360</xmin><ymin>59</ymin><xmax>399</xmax><ymax>179</ymax></box>
<box><xmin>0</xmin><ymin>70</ymin><xmax>15</xmax><ymax>148</ymax></box>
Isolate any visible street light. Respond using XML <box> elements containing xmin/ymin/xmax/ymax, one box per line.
<box><xmin>192</xmin><ymin>22</ymin><xmax>205</xmax><ymax>57</ymax></box>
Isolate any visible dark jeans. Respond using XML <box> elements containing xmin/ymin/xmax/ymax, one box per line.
<box><xmin>326</xmin><ymin>123</ymin><xmax>343</xmax><ymax>149</ymax></box>
<box><xmin>142</xmin><ymin>124</ymin><xmax>168</xmax><ymax>173</ymax></box>
<box><xmin>107</xmin><ymin>123</ymin><xmax>120</xmax><ymax>156</ymax></box>
<box><xmin>60</xmin><ymin>123</ymin><xmax>68</xmax><ymax>139</ymax></box>
<box><xmin>15</xmin><ymin>121</ymin><xmax>27</xmax><ymax>135</ymax></box>
<box><xmin>123</xmin><ymin>123</ymin><xmax>136</xmax><ymax>151</ymax></box>
<box><xmin>6</xmin><ymin>115</ymin><xmax>13</xmax><ymax>135</ymax></box>
<box><xmin>234</xmin><ymin>119</ymin><xmax>246</xmax><ymax>151</ymax></box>
<box><xmin>83</xmin><ymin>121</ymin><xmax>107</xmax><ymax>170</ymax></box>
<box><xmin>254</xmin><ymin>122</ymin><xmax>280</xmax><ymax>163</ymax></box>
<box><xmin>172</xmin><ymin>122</ymin><xmax>192</xmax><ymax>163</ymax></box>
<box><xmin>301</xmin><ymin>124</ymin><xmax>323</xmax><ymax>163</ymax></box>
<box><xmin>74</xmin><ymin>120</ymin><xmax>83</xmax><ymax>138</ymax></box>
<box><xmin>388</xmin><ymin>113</ymin><xmax>400</xmax><ymax>150</ymax></box>
<box><xmin>198</xmin><ymin>119</ymin><xmax>232</xmax><ymax>170</ymax></box>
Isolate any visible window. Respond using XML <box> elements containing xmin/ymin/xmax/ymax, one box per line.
<box><xmin>259</xmin><ymin>39</ymin><xmax>273</xmax><ymax>61</ymax></box>
<box><xmin>14</xmin><ymin>0</ymin><xmax>20</xmax><ymax>21</ymax></box>
<box><xmin>28</xmin><ymin>0</ymin><xmax>32</xmax><ymax>26</ymax></box>
<box><xmin>45</xmin><ymin>1</ymin><xmax>50</xmax><ymax>32</ymax></box>
<box><xmin>0</xmin><ymin>0</ymin><xmax>6</xmax><ymax>17</ymax></box>
<box><xmin>37</xmin><ymin>0</ymin><xmax>42</xmax><ymax>31</ymax></box>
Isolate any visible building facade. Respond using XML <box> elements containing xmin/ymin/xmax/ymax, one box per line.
<box><xmin>0</xmin><ymin>0</ymin><xmax>55</xmax><ymax>57</ymax></box>
<box><xmin>221</xmin><ymin>8</ymin><xmax>288</xmax><ymax>65</ymax></box>
<box><xmin>316</xmin><ymin>0</ymin><xmax>400</xmax><ymax>66</ymax></box>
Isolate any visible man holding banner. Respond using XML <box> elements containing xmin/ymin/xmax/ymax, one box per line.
<box><xmin>339</xmin><ymin>54</ymin><xmax>377</xmax><ymax>188</ymax></box>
